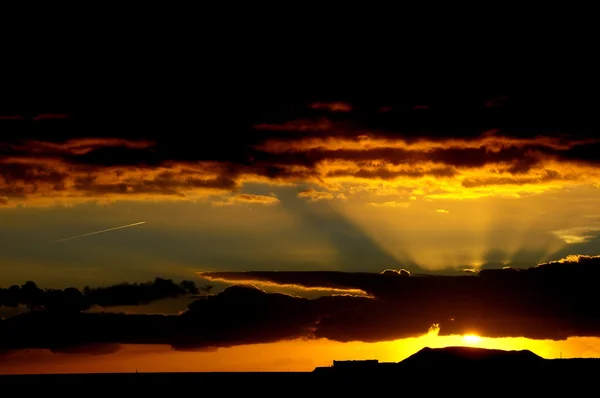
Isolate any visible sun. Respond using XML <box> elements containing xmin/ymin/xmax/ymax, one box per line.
<box><xmin>462</xmin><ymin>334</ymin><xmax>481</xmax><ymax>344</ymax></box>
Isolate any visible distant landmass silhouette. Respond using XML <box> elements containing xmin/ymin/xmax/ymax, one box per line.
<box><xmin>314</xmin><ymin>346</ymin><xmax>546</xmax><ymax>374</ymax></box>
<box><xmin>2</xmin><ymin>346</ymin><xmax>600</xmax><ymax>394</ymax></box>
<box><xmin>402</xmin><ymin>345</ymin><xmax>543</xmax><ymax>366</ymax></box>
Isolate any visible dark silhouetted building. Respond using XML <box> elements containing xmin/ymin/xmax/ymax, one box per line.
<box><xmin>332</xmin><ymin>360</ymin><xmax>379</xmax><ymax>369</ymax></box>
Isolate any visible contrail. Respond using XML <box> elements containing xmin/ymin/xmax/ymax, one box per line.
<box><xmin>53</xmin><ymin>221</ymin><xmax>146</xmax><ymax>243</ymax></box>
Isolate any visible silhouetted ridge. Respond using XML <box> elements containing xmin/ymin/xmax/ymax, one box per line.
<box><xmin>313</xmin><ymin>346</ymin><xmax>547</xmax><ymax>375</ymax></box>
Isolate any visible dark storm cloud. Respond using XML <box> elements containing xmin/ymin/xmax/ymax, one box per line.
<box><xmin>4</xmin><ymin>256</ymin><xmax>600</xmax><ymax>353</ymax></box>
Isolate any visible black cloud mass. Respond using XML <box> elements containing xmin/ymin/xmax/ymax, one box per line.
<box><xmin>3</xmin><ymin>255</ymin><xmax>600</xmax><ymax>353</ymax></box>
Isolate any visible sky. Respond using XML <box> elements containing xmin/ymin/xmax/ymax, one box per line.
<box><xmin>2</xmin><ymin>42</ymin><xmax>600</xmax><ymax>372</ymax></box>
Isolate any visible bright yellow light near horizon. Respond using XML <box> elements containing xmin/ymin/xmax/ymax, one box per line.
<box><xmin>394</xmin><ymin>325</ymin><xmax>570</xmax><ymax>361</ymax></box>
<box><xmin>462</xmin><ymin>334</ymin><xmax>482</xmax><ymax>345</ymax></box>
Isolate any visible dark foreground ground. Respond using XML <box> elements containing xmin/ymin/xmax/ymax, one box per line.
<box><xmin>0</xmin><ymin>369</ymin><xmax>597</xmax><ymax>395</ymax></box>
<box><xmin>2</xmin><ymin>347</ymin><xmax>600</xmax><ymax>394</ymax></box>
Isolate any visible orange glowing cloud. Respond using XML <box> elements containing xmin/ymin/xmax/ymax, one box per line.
<box><xmin>0</xmin><ymin>156</ymin><xmax>236</xmax><ymax>207</ymax></box>
<box><xmin>256</xmin><ymin>130</ymin><xmax>595</xmax><ymax>152</ymax></box>
<box><xmin>297</xmin><ymin>189</ymin><xmax>334</xmax><ymax>201</ymax></box>
<box><xmin>195</xmin><ymin>276</ymin><xmax>367</xmax><ymax>296</ymax></box>
<box><xmin>3</xmin><ymin>112</ymin><xmax>600</xmax><ymax>207</ymax></box>
<box><xmin>212</xmin><ymin>194</ymin><xmax>280</xmax><ymax>206</ymax></box>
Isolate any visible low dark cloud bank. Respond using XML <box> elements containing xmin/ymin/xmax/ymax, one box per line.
<box><xmin>0</xmin><ymin>278</ymin><xmax>199</xmax><ymax>312</ymax></box>
<box><xmin>0</xmin><ymin>285</ymin><xmax>369</xmax><ymax>353</ymax></box>
<box><xmin>203</xmin><ymin>256</ymin><xmax>600</xmax><ymax>341</ymax></box>
<box><xmin>203</xmin><ymin>255</ymin><xmax>600</xmax><ymax>342</ymax></box>
<box><xmin>3</xmin><ymin>256</ymin><xmax>600</xmax><ymax>353</ymax></box>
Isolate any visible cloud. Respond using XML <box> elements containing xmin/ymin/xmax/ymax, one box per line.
<box><xmin>5</xmin><ymin>256</ymin><xmax>600</xmax><ymax>352</ymax></box>
<box><xmin>19</xmin><ymin>138</ymin><xmax>156</xmax><ymax>155</ymax></box>
<box><xmin>212</xmin><ymin>194</ymin><xmax>279</xmax><ymax>206</ymax></box>
<box><xmin>254</xmin><ymin>130</ymin><xmax>595</xmax><ymax>152</ymax></box>
<box><xmin>551</xmin><ymin>227</ymin><xmax>599</xmax><ymax>244</ymax></box>
<box><xmin>368</xmin><ymin>201</ymin><xmax>410</xmax><ymax>208</ymax></box>
<box><xmin>380</xmin><ymin>269</ymin><xmax>411</xmax><ymax>276</ymax></box>
<box><xmin>32</xmin><ymin>114</ymin><xmax>71</xmax><ymax>121</ymax></box>
<box><xmin>252</xmin><ymin>118</ymin><xmax>334</xmax><ymax>132</ymax></box>
<box><xmin>0</xmin><ymin>285</ymin><xmax>369</xmax><ymax>353</ymax></box>
<box><xmin>308</xmin><ymin>102</ymin><xmax>353</xmax><ymax>112</ymax></box>
<box><xmin>0</xmin><ymin>156</ymin><xmax>238</xmax><ymax>207</ymax></box>
<box><xmin>297</xmin><ymin>189</ymin><xmax>334</xmax><ymax>201</ymax></box>
<box><xmin>3</xmin><ymin>96</ymin><xmax>600</xmax><ymax>206</ymax></box>
<box><xmin>0</xmin><ymin>278</ymin><xmax>199</xmax><ymax>312</ymax></box>
<box><xmin>199</xmin><ymin>255</ymin><xmax>600</xmax><ymax>341</ymax></box>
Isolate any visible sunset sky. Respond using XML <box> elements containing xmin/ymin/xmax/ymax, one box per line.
<box><xmin>2</xmin><ymin>54</ymin><xmax>600</xmax><ymax>373</ymax></box>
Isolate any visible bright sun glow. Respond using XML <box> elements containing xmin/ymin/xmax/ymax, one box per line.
<box><xmin>462</xmin><ymin>334</ymin><xmax>482</xmax><ymax>344</ymax></box>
